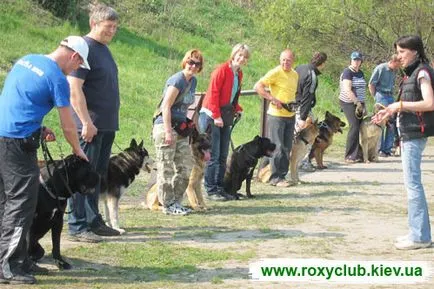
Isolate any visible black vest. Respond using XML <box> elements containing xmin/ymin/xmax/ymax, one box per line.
<box><xmin>398</xmin><ymin>61</ymin><xmax>434</xmax><ymax>140</ymax></box>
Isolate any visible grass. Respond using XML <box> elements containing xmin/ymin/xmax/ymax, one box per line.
<box><xmin>0</xmin><ymin>0</ymin><xmax>353</xmax><ymax>160</ymax></box>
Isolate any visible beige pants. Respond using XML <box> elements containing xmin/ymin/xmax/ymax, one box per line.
<box><xmin>152</xmin><ymin>124</ymin><xmax>192</xmax><ymax>207</ymax></box>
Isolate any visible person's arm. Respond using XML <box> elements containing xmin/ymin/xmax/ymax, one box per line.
<box><xmin>57</xmin><ymin>106</ymin><xmax>88</xmax><ymax>161</ymax></box>
<box><xmin>372</xmin><ymin>73</ymin><xmax>434</xmax><ymax>123</ymax></box>
<box><xmin>368</xmin><ymin>67</ymin><xmax>379</xmax><ymax>98</ymax></box>
<box><xmin>161</xmin><ymin>85</ymin><xmax>179</xmax><ymax>145</ymax></box>
<box><xmin>254</xmin><ymin>80</ymin><xmax>282</xmax><ymax>109</ymax></box>
<box><xmin>342</xmin><ymin>79</ymin><xmax>358</xmax><ymax>103</ymax></box>
<box><xmin>299</xmin><ymin>73</ymin><xmax>313</xmax><ymax>122</ymax></box>
<box><xmin>368</xmin><ymin>83</ymin><xmax>376</xmax><ymax>98</ymax></box>
<box><xmin>207</xmin><ymin>68</ymin><xmax>225</xmax><ymax>127</ymax></box>
<box><xmin>67</xmin><ymin>76</ymin><xmax>97</xmax><ymax>143</ymax></box>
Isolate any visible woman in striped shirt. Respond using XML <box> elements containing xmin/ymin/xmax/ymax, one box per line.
<box><xmin>339</xmin><ymin>51</ymin><xmax>367</xmax><ymax>163</ymax></box>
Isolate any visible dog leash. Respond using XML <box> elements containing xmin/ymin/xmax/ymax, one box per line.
<box><xmin>40</xmin><ymin>139</ymin><xmax>74</xmax><ymax>214</ymax></box>
<box><xmin>230</xmin><ymin>114</ymin><xmax>242</xmax><ymax>151</ymax></box>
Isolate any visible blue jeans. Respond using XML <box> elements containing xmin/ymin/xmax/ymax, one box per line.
<box><xmin>375</xmin><ymin>93</ymin><xmax>395</xmax><ymax>154</ymax></box>
<box><xmin>68</xmin><ymin>131</ymin><xmax>115</xmax><ymax>234</ymax></box>
<box><xmin>198</xmin><ymin>112</ymin><xmax>231</xmax><ymax>195</ymax></box>
<box><xmin>401</xmin><ymin>138</ymin><xmax>431</xmax><ymax>243</ymax></box>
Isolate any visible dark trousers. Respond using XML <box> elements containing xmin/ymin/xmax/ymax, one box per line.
<box><xmin>0</xmin><ymin>138</ymin><xmax>39</xmax><ymax>278</ymax></box>
<box><xmin>198</xmin><ymin>113</ymin><xmax>231</xmax><ymax>195</ymax></box>
<box><xmin>340</xmin><ymin>100</ymin><xmax>363</xmax><ymax>160</ymax></box>
<box><xmin>67</xmin><ymin>131</ymin><xmax>115</xmax><ymax>234</ymax></box>
<box><xmin>267</xmin><ymin>115</ymin><xmax>295</xmax><ymax>182</ymax></box>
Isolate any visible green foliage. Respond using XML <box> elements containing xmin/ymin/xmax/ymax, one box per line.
<box><xmin>257</xmin><ymin>0</ymin><xmax>434</xmax><ymax>78</ymax></box>
<box><xmin>34</xmin><ymin>0</ymin><xmax>80</xmax><ymax>19</ymax></box>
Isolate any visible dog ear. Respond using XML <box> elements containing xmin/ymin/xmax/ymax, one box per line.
<box><xmin>138</xmin><ymin>140</ymin><xmax>144</xmax><ymax>148</ymax></box>
<box><xmin>130</xmin><ymin>138</ymin><xmax>138</xmax><ymax>148</ymax></box>
<box><xmin>325</xmin><ymin>111</ymin><xmax>330</xmax><ymax>118</ymax></box>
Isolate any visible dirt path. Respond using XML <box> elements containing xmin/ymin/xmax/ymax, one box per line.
<box><xmin>39</xmin><ymin>144</ymin><xmax>434</xmax><ymax>289</ymax></box>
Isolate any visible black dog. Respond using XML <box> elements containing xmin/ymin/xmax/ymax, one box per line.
<box><xmin>29</xmin><ymin>155</ymin><xmax>99</xmax><ymax>270</ymax></box>
<box><xmin>224</xmin><ymin>136</ymin><xmax>276</xmax><ymax>199</ymax></box>
<box><xmin>100</xmin><ymin>139</ymin><xmax>150</xmax><ymax>234</ymax></box>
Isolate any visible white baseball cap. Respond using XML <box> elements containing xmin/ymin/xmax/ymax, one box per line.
<box><xmin>60</xmin><ymin>36</ymin><xmax>90</xmax><ymax>70</ymax></box>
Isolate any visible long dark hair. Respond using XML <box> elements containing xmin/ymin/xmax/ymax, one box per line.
<box><xmin>394</xmin><ymin>35</ymin><xmax>429</xmax><ymax>63</ymax></box>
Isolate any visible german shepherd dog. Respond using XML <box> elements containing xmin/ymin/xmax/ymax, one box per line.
<box><xmin>185</xmin><ymin>129</ymin><xmax>211</xmax><ymax>210</ymax></box>
<box><xmin>101</xmin><ymin>139</ymin><xmax>150</xmax><ymax>234</ymax></box>
<box><xmin>224</xmin><ymin>136</ymin><xmax>276</xmax><ymax>199</ymax></box>
<box><xmin>29</xmin><ymin>155</ymin><xmax>99</xmax><ymax>270</ymax></box>
<box><xmin>145</xmin><ymin>129</ymin><xmax>211</xmax><ymax>211</ymax></box>
<box><xmin>359</xmin><ymin>103</ymin><xmax>387</xmax><ymax>163</ymax></box>
<box><xmin>308</xmin><ymin>111</ymin><xmax>346</xmax><ymax>169</ymax></box>
<box><xmin>289</xmin><ymin>118</ymin><xmax>319</xmax><ymax>183</ymax></box>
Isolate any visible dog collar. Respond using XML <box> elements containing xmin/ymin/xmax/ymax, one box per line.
<box><xmin>238</xmin><ymin>145</ymin><xmax>257</xmax><ymax>162</ymax></box>
<box><xmin>39</xmin><ymin>175</ymin><xmax>68</xmax><ymax>201</ymax></box>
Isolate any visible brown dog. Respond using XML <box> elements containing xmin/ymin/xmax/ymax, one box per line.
<box><xmin>308</xmin><ymin>111</ymin><xmax>346</xmax><ymax>169</ymax></box>
<box><xmin>290</xmin><ymin>118</ymin><xmax>319</xmax><ymax>183</ymax></box>
<box><xmin>359</xmin><ymin>103</ymin><xmax>387</xmax><ymax>163</ymax></box>
<box><xmin>185</xmin><ymin>130</ymin><xmax>211</xmax><ymax>210</ymax></box>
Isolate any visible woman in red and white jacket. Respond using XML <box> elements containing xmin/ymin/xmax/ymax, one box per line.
<box><xmin>198</xmin><ymin>44</ymin><xmax>250</xmax><ymax>201</ymax></box>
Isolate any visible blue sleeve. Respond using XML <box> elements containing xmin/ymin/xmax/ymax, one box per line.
<box><xmin>166</xmin><ymin>72</ymin><xmax>186</xmax><ymax>92</ymax></box>
<box><xmin>51</xmin><ymin>77</ymin><xmax>70</xmax><ymax>107</ymax></box>
<box><xmin>369</xmin><ymin>66</ymin><xmax>380</xmax><ymax>85</ymax></box>
<box><xmin>341</xmin><ymin>68</ymin><xmax>353</xmax><ymax>81</ymax></box>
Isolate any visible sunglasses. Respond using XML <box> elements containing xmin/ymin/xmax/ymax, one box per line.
<box><xmin>187</xmin><ymin>59</ymin><xmax>202</xmax><ymax>67</ymax></box>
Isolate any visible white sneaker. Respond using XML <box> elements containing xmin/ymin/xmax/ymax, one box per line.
<box><xmin>394</xmin><ymin>239</ymin><xmax>431</xmax><ymax>250</ymax></box>
<box><xmin>175</xmin><ymin>203</ymin><xmax>192</xmax><ymax>214</ymax></box>
<box><xmin>395</xmin><ymin>234</ymin><xmax>410</xmax><ymax>243</ymax></box>
<box><xmin>162</xmin><ymin>203</ymin><xmax>189</xmax><ymax>216</ymax></box>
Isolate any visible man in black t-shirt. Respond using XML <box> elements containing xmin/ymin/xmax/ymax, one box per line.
<box><xmin>67</xmin><ymin>4</ymin><xmax>121</xmax><ymax>242</ymax></box>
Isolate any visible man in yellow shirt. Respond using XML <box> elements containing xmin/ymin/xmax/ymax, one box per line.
<box><xmin>255</xmin><ymin>49</ymin><xmax>298</xmax><ymax>187</ymax></box>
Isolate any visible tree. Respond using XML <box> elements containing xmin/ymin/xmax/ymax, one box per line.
<box><xmin>256</xmin><ymin>0</ymin><xmax>434</xmax><ymax>75</ymax></box>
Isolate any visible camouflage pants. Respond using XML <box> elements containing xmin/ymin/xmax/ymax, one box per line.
<box><xmin>153</xmin><ymin>124</ymin><xmax>192</xmax><ymax>207</ymax></box>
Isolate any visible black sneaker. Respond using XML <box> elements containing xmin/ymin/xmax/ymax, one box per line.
<box><xmin>206</xmin><ymin>193</ymin><xmax>227</xmax><ymax>201</ymax></box>
<box><xmin>91</xmin><ymin>223</ymin><xmax>121</xmax><ymax>236</ymax></box>
<box><xmin>22</xmin><ymin>261</ymin><xmax>49</xmax><ymax>275</ymax></box>
<box><xmin>3</xmin><ymin>270</ymin><xmax>36</xmax><ymax>284</ymax></box>
<box><xmin>220</xmin><ymin>192</ymin><xmax>237</xmax><ymax>200</ymax></box>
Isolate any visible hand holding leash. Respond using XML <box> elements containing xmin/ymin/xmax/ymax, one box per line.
<box><xmin>73</xmin><ymin>147</ymin><xmax>89</xmax><ymax>162</ymax></box>
<box><xmin>214</xmin><ymin>117</ymin><xmax>224</xmax><ymax>127</ymax></box>
<box><xmin>42</xmin><ymin>127</ymin><xmax>56</xmax><ymax>142</ymax></box>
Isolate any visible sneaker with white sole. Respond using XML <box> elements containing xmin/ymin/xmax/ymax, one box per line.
<box><xmin>175</xmin><ymin>202</ymin><xmax>192</xmax><ymax>214</ymax></box>
<box><xmin>163</xmin><ymin>203</ymin><xmax>189</xmax><ymax>216</ymax></box>
<box><xmin>395</xmin><ymin>234</ymin><xmax>410</xmax><ymax>243</ymax></box>
<box><xmin>394</xmin><ymin>239</ymin><xmax>431</xmax><ymax>250</ymax></box>
<box><xmin>299</xmin><ymin>160</ymin><xmax>316</xmax><ymax>172</ymax></box>
<box><xmin>67</xmin><ymin>231</ymin><xmax>102</xmax><ymax>243</ymax></box>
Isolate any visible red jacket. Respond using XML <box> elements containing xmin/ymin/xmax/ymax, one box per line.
<box><xmin>202</xmin><ymin>61</ymin><xmax>243</xmax><ymax>119</ymax></box>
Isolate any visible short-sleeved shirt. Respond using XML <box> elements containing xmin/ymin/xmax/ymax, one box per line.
<box><xmin>369</xmin><ymin>62</ymin><xmax>396</xmax><ymax>96</ymax></box>
<box><xmin>69</xmin><ymin>36</ymin><xmax>120</xmax><ymax>131</ymax></box>
<box><xmin>154</xmin><ymin>71</ymin><xmax>197</xmax><ymax>124</ymax></box>
<box><xmin>339</xmin><ymin>67</ymin><xmax>366</xmax><ymax>103</ymax></box>
<box><xmin>260</xmin><ymin>66</ymin><xmax>299</xmax><ymax>117</ymax></box>
<box><xmin>0</xmin><ymin>54</ymin><xmax>70</xmax><ymax>138</ymax></box>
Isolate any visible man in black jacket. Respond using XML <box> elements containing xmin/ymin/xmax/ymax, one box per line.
<box><xmin>295</xmin><ymin>52</ymin><xmax>327</xmax><ymax>171</ymax></box>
